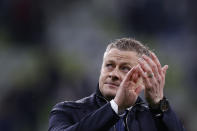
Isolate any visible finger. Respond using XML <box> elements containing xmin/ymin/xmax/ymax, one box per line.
<box><xmin>123</xmin><ymin>66</ymin><xmax>137</xmax><ymax>82</ymax></box>
<box><xmin>162</xmin><ymin>65</ymin><xmax>168</xmax><ymax>75</ymax></box>
<box><xmin>138</xmin><ymin>58</ymin><xmax>153</xmax><ymax>77</ymax></box>
<box><xmin>138</xmin><ymin>58</ymin><xmax>158</xmax><ymax>85</ymax></box>
<box><xmin>136</xmin><ymin>65</ymin><xmax>146</xmax><ymax>78</ymax></box>
<box><xmin>150</xmin><ymin>52</ymin><xmax>162</xmax><ymax>75</ymax></box>
<box><xmin>161</xmin><ymin>65</ymin><xmax>168</xmax><ymax>82</ymax></box>
<box><xmin>132</xmin><ymin>66</ymin><xmax>140</xmax><ymax>83</ymax></box>
<box><xmin>138</xmin><ymin>58</ymin><xmax>146</xmax><ymax>72</ymax></box>
<box><xmin>135</xmin><ymin>85</ymin><xmax>143</xmax><ymax>95</ymax></box>
<box><xmin>137</xmin><ymin>65</ymin><xmax>152</xmax><ymax>88</ymax></box>
<box><xmin>142</xmin><ymin>55</ymin><xmax>161</xmax><ymax>82</ymax></box>
<box><xmin>128</xmin><ymin>81</ymin><xmax>136</xmax><ymax>90</ymax></box>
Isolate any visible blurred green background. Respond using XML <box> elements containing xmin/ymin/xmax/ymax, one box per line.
<box><xmin>0</xmin><ymin>0</ymin><xmax>197</xmax><ymax>131</ymax></box>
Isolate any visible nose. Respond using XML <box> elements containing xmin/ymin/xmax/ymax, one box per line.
<box><xmin>109</xmin><ymin>68</ymin><xmax>120</xmax><ymax>81</ymax></box>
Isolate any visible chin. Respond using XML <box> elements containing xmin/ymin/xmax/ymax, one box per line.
<box><xmin>101</xmin><ymin>86</ymin><xmax>117</xmax><ymax>100</ymax></box>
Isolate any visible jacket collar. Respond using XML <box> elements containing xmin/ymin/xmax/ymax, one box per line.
<box><xmin>95</xmin><ymin>84</ymin><xmax>109</xmax><ymax>107</ymax></box>
<box><xmin>96</xmin><ymin>84</ymin><xmax>104</xmax><ymax>98</ymax></box>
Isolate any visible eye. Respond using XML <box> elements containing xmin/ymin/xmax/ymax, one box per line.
<box><xmin>121</xmin><ymin>66</ymin><xmax>130</xmax><ymax>73</ymax></box>
<box><xmin>105</xmin><ymin>63</ymin><xmax>114</xmax><ymax>69</ymax></box>
<box><xmin>106</xmin><ymin>63</ymin><xmax>113</xmax><ymax>67</ymax></box>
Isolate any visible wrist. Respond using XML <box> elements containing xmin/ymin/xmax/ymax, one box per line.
<box><xmin>113</xmin><ymin>98</ymin><xmax>126</xmax><ymax>113</ymax></box>
<box><xmin>110</xmin><ymin>99</ymin><xmax>125</xmax><ymax>115</ymax></box>
<box><xmin>149</xmin><ymin>96</ymin><xmax>169</xmax><ymax>113</ymax></box>
<box><xmin>148</xmin><ymin>96</ymin><xmax>163</xmax><ymax>108</ymax></box>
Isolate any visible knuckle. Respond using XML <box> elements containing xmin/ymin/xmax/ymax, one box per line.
<box><xmin>152</xmin><ymin>64</ymin><xmax>157</xmax><ymax>70</ymax></box>
<box><xmin>157</xmin><ymin>79</ymin><xmax>161</xmax><ymax>84</ymax></box>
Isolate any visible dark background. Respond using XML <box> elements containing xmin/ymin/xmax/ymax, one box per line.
<box><xmin>0</xmin><ymin>0</ymin><xmax>196</xmax><ymax>130</ymax></box>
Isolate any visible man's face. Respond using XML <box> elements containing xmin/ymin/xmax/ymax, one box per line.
<box><xmin>99</xmin><ymin>48</ymin><xmax>140</xmax><ymax>100</ymax></box>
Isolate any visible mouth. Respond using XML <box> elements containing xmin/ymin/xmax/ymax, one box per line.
<box><xmin>104</xmin><ymin>82</ymin><xmax>119</xmax><ymax>88</ymax></box>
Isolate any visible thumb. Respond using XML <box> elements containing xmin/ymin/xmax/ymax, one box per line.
<box><xmin>135</xmin><ymin>85</ymin><xmax>143</xmax><ymax>95</ymax></box>
<box><xmin>162</xmin><ymin>65</ymin><xmax>168</xmax><ymax>75</ymax></box>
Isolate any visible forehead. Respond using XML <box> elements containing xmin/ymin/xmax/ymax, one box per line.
<box><xmin>103</xmin><ymin>48</ymin><xmax>139</xmax><ymax>64</ymax></box>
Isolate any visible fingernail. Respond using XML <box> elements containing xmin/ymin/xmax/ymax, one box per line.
<box><xmin>142</xmin><ymin>55</ymin><xmax>147</xmax><ymax>58</ymax></box>
<box><xmin>166</xmin><ymin>65</ymin><xmax>169</xmax><ymax>69</ymax></box>
<box><xmin>138</xmin><ymin>58</ymin><xmax>143</xmax><ymax>62</ymax></box>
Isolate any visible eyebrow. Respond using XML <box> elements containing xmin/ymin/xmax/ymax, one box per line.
<box><xmin>120</xmin><ymin>62</ymin><xmax>131</xmax><ymax>65</ymax></box>
<box><xmin>105</xmin><ymin>60</ymin><xmax>114</xmax><ymax>63</ymax></box>
<box><xmin>105</xmin><ymin>60</ymin><xmax>132</xmax><ymax>66</ymax></box>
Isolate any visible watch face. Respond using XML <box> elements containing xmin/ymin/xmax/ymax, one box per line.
<box><xmin>160</xmin><ymin>99</ymin><xmax>169</xmax><ymax>112</ymax></box>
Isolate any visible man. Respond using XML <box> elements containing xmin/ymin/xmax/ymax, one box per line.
<box><xmin>48</xmin><ymin>38</ymin><xmax>185</xmax><ymax>131</ymax></box>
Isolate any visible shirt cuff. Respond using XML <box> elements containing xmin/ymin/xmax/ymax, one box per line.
<box><xmin>110</xmin><ymin>99</ymin><xmax>119</xmax><ymax>114</ymax></box>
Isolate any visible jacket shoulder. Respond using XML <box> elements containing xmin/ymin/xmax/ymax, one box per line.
<box><xmin>51</xmin><ymin>93</ymin><xmax>96</xmax><ymax>112</ymax></box>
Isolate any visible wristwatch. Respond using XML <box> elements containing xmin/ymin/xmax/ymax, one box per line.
<box><xmin>149</xmin><ymin>97</ymin><xmax>169</xmax><ymax>116</ymax></box>
<box><xmin>159</xmin><ymin>97</ymin><xmax>169</xmax><ymax>112</ymax></box>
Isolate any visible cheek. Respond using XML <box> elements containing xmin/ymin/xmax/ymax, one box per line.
<box><xmin>99</xmin><ymin>72</ymin><xmax>107</xmax><ymax>83</ymax></box>
<box><xmin>99</xmin><ymin>71</ymin><xmax>109</xmax><ymax>85</ymax></box>
<box><xmin>119</xmin><ymin>73</ymin><xmax>126</xmax><ymax>81</ymax></box>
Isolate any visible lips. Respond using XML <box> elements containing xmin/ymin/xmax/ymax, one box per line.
<box><xmin>104</xmin><ymin>82</ymin><xmax>119</xmax><ymax>87</ymax></box>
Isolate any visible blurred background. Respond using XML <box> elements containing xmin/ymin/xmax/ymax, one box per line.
<box><xmin>0</xmin><ymin>0</ymin><xmax>197</xmax><ymax>131</ymax></box>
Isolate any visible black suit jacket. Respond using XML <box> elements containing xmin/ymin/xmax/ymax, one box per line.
<box><xmin>48</xmin><ymin>87</ymin><xmax>185</xmax><ymax>131</ymax></box>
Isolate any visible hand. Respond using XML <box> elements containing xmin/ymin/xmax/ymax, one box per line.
<box><xmin>114</xmin><ymin>66</ymin><xmax>144</xmax><ymax>111</ymax></box>
<box><xmin>138</xmin><ymin>52</ymin><xmax>168</xmax><ymax>106</ymax></box>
